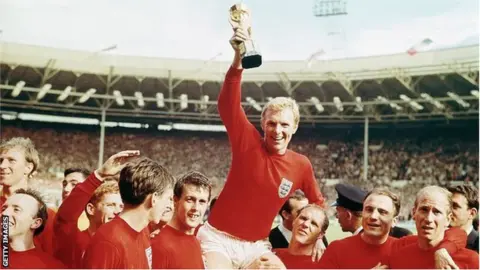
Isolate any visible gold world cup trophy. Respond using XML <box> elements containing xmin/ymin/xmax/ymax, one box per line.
<box><xmin>229</xmin><ymin>3</ymin><xmax>262</xmax><ymax>69</ymax></box>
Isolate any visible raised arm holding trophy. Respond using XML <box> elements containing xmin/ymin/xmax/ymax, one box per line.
<box><xmin>229</xmin><ymin>3</ymin><xmax>262</xmax><ymax>69</ymax></box>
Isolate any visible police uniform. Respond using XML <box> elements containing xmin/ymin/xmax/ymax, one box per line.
<box><xmin>331</xmin><ymin>183</ymin><xmax>367</xmax><ymax>234</ymax></box>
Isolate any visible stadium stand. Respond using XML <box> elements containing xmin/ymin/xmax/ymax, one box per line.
<box><xmin>1</xmin><ymin>120</ymin><xmax>477</xmax><ymax>221</ymax></box>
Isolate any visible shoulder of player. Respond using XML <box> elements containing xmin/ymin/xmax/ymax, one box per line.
<box><xmin>286</xmin><ymin>150</ymin><xmax>312</xmax><ymax>166</ymax></box>
<box><xmin>32</xmin><ymin>249</ymin><xmax>66</xmax><ymax>267</ymax></box>
<box><xmin>272</xmin><ymin>248</ymin><xmax>288</xmax><ymax>255</ymax></box>
<box><xmin>454</xmin><ymin>248</ymin><xmax>479</xmax><ymax>263</ymax></box>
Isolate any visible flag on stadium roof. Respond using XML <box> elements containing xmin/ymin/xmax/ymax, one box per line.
<box><xmin>407</xmin><ymin>38</ymin><xmax>433</xmax><ymax>56</ymax></box>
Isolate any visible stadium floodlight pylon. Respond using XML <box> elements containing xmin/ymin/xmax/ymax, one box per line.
<box><xmin>354</xmin><ymin>97</ymin><xmax>363</xmax><ymax>112</ymax></box>
<box><xmin>200</xmin><ymin>95</ymin><xmax>209</xmax><ymax>110</ymax></box>
<box><xmin>399</xmin><ymin>94</ymin><xmax>424</xmax><ymax>111</ymax></box>
<box><xmin>420</xmin><ymin>93</ymin><xmax>445</xmax><ymax>110</ymax></box>
<box><xmin>134</xmin><ymin>91</ymin><xmax>145</xmax><ymax>107</ymax></box>
<box><xmin>36</xmin><ymin>84</ymin><xmax>52</xmax><ymax>100</ymax></box>
<box><xmin>11</xmin><ymin>81</ymin><xmax>25</xmax><ymax>97</ymax></box>
<box><xmin>471</xmin><ymin>90</ymin><xmax>479</xmax><ymax>98</ymax></box>
<box><xmin>333</xmin><ymin>96</ymin><xmax>343</xmax><ymax>112</ymax></box>
<box><xmin>113</xmin><ymin>90</ymin><xmax>125</xmax><ymax>106</ymax></box>
<box><xmin>156</xmin><ymin>93</ymin><xmax>165</xmax><ymax>108</ymax></box>
<box><xmin>309</xmin><ymin>97</ymin><xmax>325</xmax><ymax>113</ymax></box>
<box><xmin>377</xmin><ymin>96</ymin><xmax>402</xmax><ymax>111</ymax></box>
<box><xmin>246</xmin><ymin>97</ymin><xmax>262</xmax><ymax>112</ymax></box>
<box><xmin>447</xmin><ymin>92</ymin><xmax>470</xmax><ymax>108</ymax></box>
<box><xmin>57</xmin><ymin>86</ymin><xmax>72</xmax><ymax>102</ymax></box>
<box><xmin>180</xmin><ymin>94</ymin><xmax>188</xmax><ymax>110</ymax></box>
<box><xmin>78</xmin><ymin>88</ymin><xmax>96</xmax><ymax>103</ymax></box>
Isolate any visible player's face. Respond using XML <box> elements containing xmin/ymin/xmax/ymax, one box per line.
<box><xmin>160</xmin><ymin>196</ymin><xmax>174</xmax><ymax>224</ymax></box>
<box><xmin>0</xmin><ymin>147</ymin><xmax>32</xmax><ymax>187</ymax></box>
<box><xmin>450</xmin><ymin>193</ymin><xmax>474</xmax><ymax>228</ymax></box>
<box><xmin>175</xmin><ymin>184</ymin><xmax>209</xmax><ymax>231</ymax></box>
<box><xmin>151</xmin><ymin>187</ymin><xmax>174</xmax><ymax>224</ymax></box>
<box><xmin>287</xmin><ymin>198</ymin><xmax>308</xmax><ymax>227</ymax></box>
<box><xmin>292</xmin><ymin>207</ymin><xmax>324</xmax><ymax>245</ymax></box>
<box><xmin>261</xmin><ymin>108</ymin><xmax>297</xmax><ymax>155</ymax></box>
<box><xmin>1</xmin><ymin>194</ymin><xmax>42</xmax><ymax>237</ymax></box>
<box><xmin>93</xmin><ymin>193</ymin><xmax>123</xmax><ymax>225</ymax></box>
<box><xmin>362</xmin><ymin>194</ymin><xmax>396</xmax><ymax>238</ymax></box>
<box><xmin>62</xmin><ymin>172</ymin><xmax>87</xmax><ymax>200</ymax></box>
<box><xmin>414</xmin><ymin>193</ymin><xmax>450</xmax><ymax>243</ymax></box>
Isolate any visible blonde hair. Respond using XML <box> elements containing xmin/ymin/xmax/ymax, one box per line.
<box><xmin>261</xmin><ymin>97</ymin><xmax>300</xmax><ymax>127</ymax></box>
<box><xmin>414</xmin><ymin>185</ymin><xmax>453</xmax><ymax>215</ymax></box>
<box><xmin>88</xmin><ymin>181</ymin><xmax>120</xmax><ymax>206</ymax></box>
<box><xmin>0</xmin><ymin>137</ymin><xmax>40</xmax><ymax>178</ymax></box>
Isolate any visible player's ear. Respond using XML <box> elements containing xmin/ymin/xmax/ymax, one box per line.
<box><xmin>280</xmin><ymin>210</ymin><xmax>290</xmax><ymax>220</ymax></box>
<box><xmin>86</xmin><ymin>202</ymin><xmax>96</xmax><ymax>216</ymax></box>
<box><xmin>292</xmin><ymin>123</ymin><xmax>298</xmax><ymax>134</ymax></box>
<box><xmin>30</xmin><ymin>217</ymin><xmax>42</xmax><ymax>231</ymax></box>
<box><xmin>391</xmin><ymin>216</ymin><xmax>398</xmax><ymax>227</ymax></box>
<box><xmin>25</xmin><ymin>161</ymin><xmax>34</xmax><ymax>178</ymax></box>
<box><xmin>468</xmin><ymin>207</ymin><xmax>478</xmax><ymax>220</ymax></box>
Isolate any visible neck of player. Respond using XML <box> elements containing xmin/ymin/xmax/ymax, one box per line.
<box><xmin>360</xmin><ymin>231</ymin><xmax>389</xmax><ymax>245</ymax></box>
<box><xmin>168</xmin><ymin>215</ymin><xmax>195</xmax><ymax>235</ymax></box>
<box><xmin>417</xmin><ymin>231</ymin><xmax>445</xmax><ymax>250</ymax></box>
<box><xmin>1</xmin><ymin>179</ymin><xmax>28</xmax><ymax>198</ymax></box>
<box><xmin>119</xmin><ymin>206</ymin><xmax>150</xmax><ymax>232</ymax></box>
<box><xmin>9</xmin><ymin>233</ymin><xmax>35</xmax><ymax>252</ymax></box>
<box><xmin>86</xmin><ymin>219</ymin><xmax>100</xmax><ymax>236</ymax></box>
<box><xmin>288</xmin><ymin>239</ymin><xmax>315</xmax><ymax>256</ymax></box>
<box><xmin>461</xmin><ymin>221</ymin><xmax>473</xmax><ymax>234</ymax></box>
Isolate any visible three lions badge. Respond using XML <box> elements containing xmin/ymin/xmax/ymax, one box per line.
<box><xmin>278</xmin><ymin>178</ymin><xmax>293</xmax><ymax>198</ymax></box>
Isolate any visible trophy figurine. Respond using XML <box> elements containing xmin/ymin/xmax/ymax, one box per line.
<box><xmin>229</xmin><ymin>3</ymin><xmax>262</xmax><ymax>69</ymax></box>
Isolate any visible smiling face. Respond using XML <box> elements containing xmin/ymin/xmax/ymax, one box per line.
<box><xmin>362</xmin><ymin>194</ymin><xmax>396</xmax><ymax>240</ymax></box>
<box><xmin>261</xmin><ymin>108</ymin><xmax>298</xmax><ymax>155</ymax></box>
<box><xmin>174</xmin><ymin>184</ymin><xmax>210</xmax><ymax>233</ymax></box>
<box><xmin>0</xmin><ymin>147</ymin><xmax>33</xmax><ymax>187</ymax></box>
<box><xmin>90</xmin><ymin>193</ymin><xmax>124</xmax><ymax>225</ymax></box>
<box><xmin>1</xmin><ymin>193</ymin><xmax>43</xmax><ymax>238</ymax></box>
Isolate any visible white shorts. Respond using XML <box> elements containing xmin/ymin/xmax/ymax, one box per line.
<box><xmin>196</xmin><ymin>222</ymin><xmax>272</xmax><ymax>269</ymax></box>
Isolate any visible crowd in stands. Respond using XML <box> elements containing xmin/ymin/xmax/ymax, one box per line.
<box><xmin>1</xmin><ymin>122</ymin><xmax>478</xmax><ymax>220</ymax></box>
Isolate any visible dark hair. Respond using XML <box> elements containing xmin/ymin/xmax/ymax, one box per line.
<box><xmin>448</xmin><ymin>185</ymin><xmax>479</xmax><ymax>210</ymax></box>
<box><xmin>279</xmin><ymin>190</ymin><xmax>306</xmax><ymax>219</ymax></box>
<box><xmin>14</xmin><ymin>188</ymin><xmax>48</xmax><ymax>236</ymax></box>
<box><xmin>210</xmin><ymin>197</ymin><xmax>218</xmax><ymax>210</ymax></box>
<box><xmin>364</xmin><ymin>187</ymin><xmax>401</xmax><ymax>217</ymax></box>
<box><xmin>174</xmin><ymin>171</ymin><xmax>212</xmax><ymax>201</ymax></box>
<box><xmin>119</xmin><ymin>157</ymin><xmax>175</xmax><ymax>206</ymax></box>
<box><xmin>297</xmin><ymin>204</ymin><xmax>329</xmax><ymax>233</ymax></box>
<box><xmin>64</xmin><ymin>168</ymin><xmax>90</xmax><ymax>179</ymax></box>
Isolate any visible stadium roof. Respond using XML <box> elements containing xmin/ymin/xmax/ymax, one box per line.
<box><xmin>0</xmin><ymin>43</ymin><xmax>479</xmax><ymax>123</ymax></box>
<box><xmin>0</xmin><ymin>43</ymin><xmax>478</xmax><ymax>125</ymax></box>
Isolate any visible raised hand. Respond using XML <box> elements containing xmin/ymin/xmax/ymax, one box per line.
<box><xmin>96</xmin><ymin>150</ymin><xmax>140</xmax><ymax>181</ymax></box>
<box><xmin>229</xmin><ymin>27</ymin><xmax>248</xmax><ymax>53</ymax></box>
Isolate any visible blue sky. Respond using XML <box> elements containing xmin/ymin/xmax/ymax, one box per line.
<box><xmin>0</xmin><ymin>0</ymin><xmax>478</xmax><ymax>61</ymax></box>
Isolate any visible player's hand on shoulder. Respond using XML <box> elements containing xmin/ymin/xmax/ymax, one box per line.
<box><xmin>371</xmin><ymin>262</ymin><xmax>388</xmax><ymax>269</ymax></box>
<box><xmin>311</xmin><ymin>237</ymin><xmax>326</xmax><ymax>262</ymax></box>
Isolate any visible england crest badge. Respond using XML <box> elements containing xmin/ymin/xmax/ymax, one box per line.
<box><xmin>278</xmin><ymin>178</ymin><xmax>293</xmax><ymax>198</ymax></box>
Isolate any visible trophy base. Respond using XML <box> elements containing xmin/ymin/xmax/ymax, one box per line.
<box><xmin>242</xmin><ymin>53</ymin><xmax>262</xmax><ymax>69</ymax></box>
